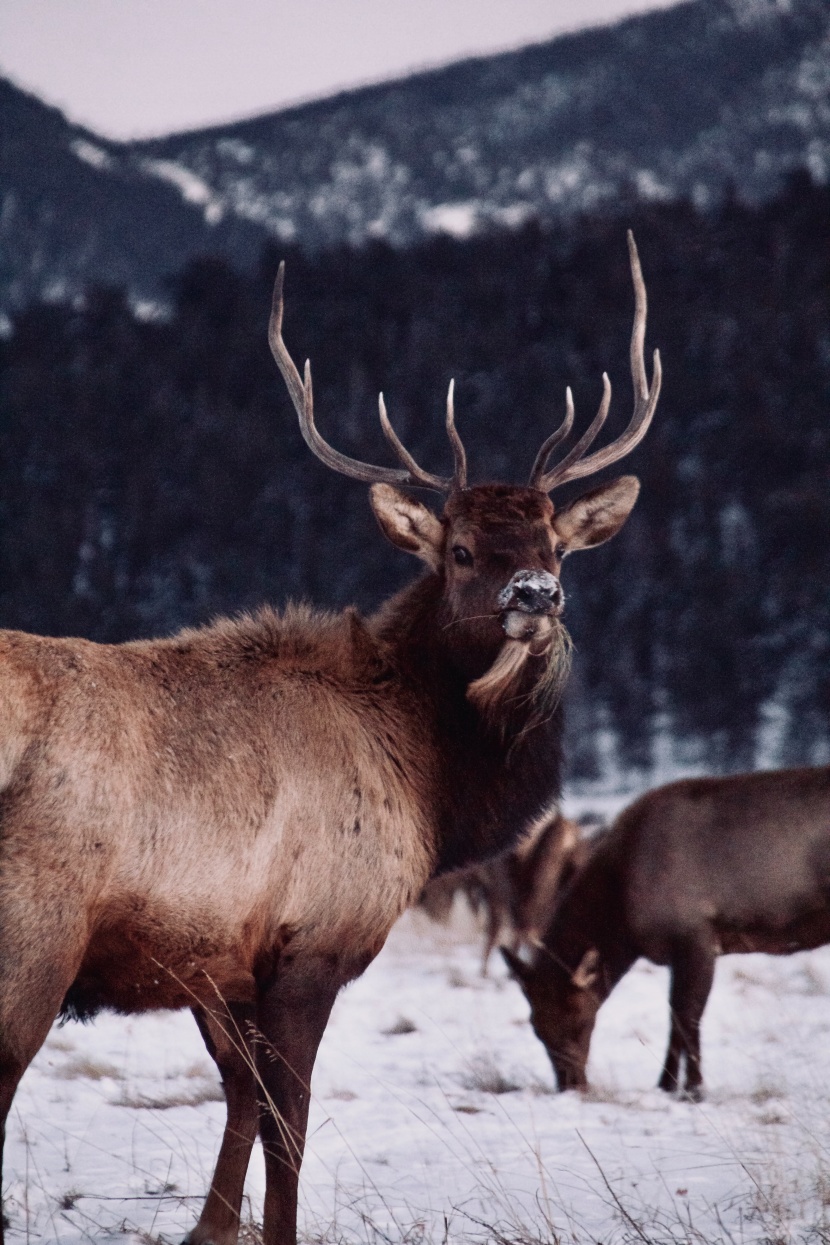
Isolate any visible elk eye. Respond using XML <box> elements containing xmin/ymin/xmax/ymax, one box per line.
<box><xmin>555</xmin><ymin>543</ymin><xmax>567</xmax><ymax>560</ymax></box>
<box><xmin>452</xmin><ymin>544</ymin><xmax>474</xmax><ymax>567</ymax></box>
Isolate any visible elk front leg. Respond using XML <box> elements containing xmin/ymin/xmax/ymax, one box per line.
<box><xmin>186</xmin><ymin>1000</ymin><xmax>258</xmax><ymax>1245</ymax></box>
<box><xmin>658</xmin><ymin>935</ymin><xmax>716</xmax><ymax>1101</ymax></box>
<box><xmin>0</xmin><ymin>895</ymin><xmax>88</xmax><ymax>1245</ymax></box>
<box><xmin>255</xmin><ymin>959</ymin><xmax>342</xmax><ymax>1245</ymax></box>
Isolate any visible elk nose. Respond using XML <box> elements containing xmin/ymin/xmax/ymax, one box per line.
<box><xmin>498</xmin><ymin>570</ymin><xmax>563</xmax><ymax>616</ymax></box>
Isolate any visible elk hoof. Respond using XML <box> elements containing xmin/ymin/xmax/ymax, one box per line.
<box><xmin>678</xmin><ymin>1085</ymin><xmax>704</xmax><ymax>1103</ymax></box>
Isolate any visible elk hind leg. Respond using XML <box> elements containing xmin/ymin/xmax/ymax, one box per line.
<box><xmin>658</xmin><ymin>935</ymin><xmax>715</xmax><ymax>1102</ymax></box>
<box><xmin>186</xmin><ymin>1001</ymin><xmax>258</xmax><ymax>1245</ymax></box>
<box><xmin>658</xmin><ymin>1012</ymin><xmax>684</xmax><ymax>1095</ymax></box>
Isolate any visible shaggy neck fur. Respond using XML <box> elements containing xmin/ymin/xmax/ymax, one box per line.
<box><xmin>371</xmin><ymin>575</ymin><xmax>567</xmax><ymax>873</ymax></box>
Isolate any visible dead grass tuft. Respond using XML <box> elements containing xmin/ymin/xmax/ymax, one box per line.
<box><xmin>54</xmin><ymin>1056</ymin><xmax>123</xmax><ymax>1082</ymax></box>
<box><xmin>180</xmin><ymin>1059</ymin><xmax>216</xmax><ymax>1080</ymax></box>
<box><xmin>460</xmin><ymin>1053</ymin><xmax>522</xmax><ymax>1095</ymax></box>
<box><xmin>582</xmin><ymin>1082</ymin><xmax>636</xmax><ymax>1107</ymax></box>
<box><xmin>382</xmin><ymin>1016</ymin><xmax>418</xmax><ymax>1036</ymax></box>
<box><xmin>45</xmin><ymin>1032</ymin><xmax>76</xmax><ymax>1053</ymax></box>
<box><xmin>758</xmin><ymin>1109</ymin><xmax>788</xmax><ymax>1125</ymax></box>
<box><xmin>799</xmin><ymin>962</ymin><xmax>827</xmax><ymax>995</ymax></box>
<box><xmin>731</xmin><ymin>965</ymin><xmax>767</xmax><ymax>988</ymax></box>
<box><xmin>751</xmin><ymin>1080</ymin><xmax>784</xmax><ymax>1105</ymax></box>
<box><xmin>815</xmin><ymin>1172</ymin><xmax>830</xmax><ymax>1209</ymax></box>
<box><xmin>114</xmin><ymin>1082</ymin><xmax>224</xmax><ymax>1109</ymax></box>
<box><xmin>239</xmin><ymin>1225</ymin><xmax>265</xmax><ymax>1245</ymax></box>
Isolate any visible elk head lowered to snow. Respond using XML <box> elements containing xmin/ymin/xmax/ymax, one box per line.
<box><xmin>0</xmin><ymin>233</ymin><xmax>660</xmax><ymax>1245</ymax></box>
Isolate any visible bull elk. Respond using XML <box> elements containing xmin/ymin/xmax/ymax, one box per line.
<box><xmin>503</xmin><ymin>766</ymin><xmax>830</xmax><ymax>1101</ymax></box>
<box><xmin>0</xmin><ymin>234</ymin><xmax>660</xmax><ymax>1245</ymax></box>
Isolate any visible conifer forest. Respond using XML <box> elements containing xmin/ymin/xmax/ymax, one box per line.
<box><xmin>1</xmin><ymin>173</ymin><xmax>827</xmax><ymax>779</ymax></box>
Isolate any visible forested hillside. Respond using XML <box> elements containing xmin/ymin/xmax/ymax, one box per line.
<box><xmin>2</xmin><ymin>0</ymin><xmax>829</xmax><ymax>315</ymax></box>
<box><xmin>135</xmin><ymin>0</ymin><xmax>830</xmax><ymax>247</ymax></box>
<box><xmin>0</xmin><ymin>78</ymin><xmax>260</xmax><ymax>317</ymax></box>
<box><xmin>1</xmin><ymin>174</ymin><xmax>827</xmax><ymax>780</ymax></box>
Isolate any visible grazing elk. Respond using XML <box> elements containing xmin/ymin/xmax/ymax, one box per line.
<box><xmin>419</xmin><ymin>813</ymin><xmax>584</xmax><ymax>973</ymax></box>
<box><xmin>0</xmin><ymin>234</ymin><xmax>660</xmax><ymax>1245</ymax></box>
<box><xmin>503</xmin><ymin>766</ymin><xmax>830</xmax><ymax>1101</ymax></box>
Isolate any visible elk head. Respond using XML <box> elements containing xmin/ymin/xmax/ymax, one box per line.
<box><xmin>501</xmin><ymin>945</ymin><xmax>603</xmax><ymax>1091</ymax></box>
<box><xmin>269</xmin><ymin>233</ymin><xmax>661</xmax><ymax>721</ymax></box>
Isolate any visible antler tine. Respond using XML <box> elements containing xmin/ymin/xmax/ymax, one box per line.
<box><xmin>445</xmin><ymin>380</ymin><xmax>468</xmax><ymax>490</ymax></box>
<box><xmin>269</xmin><ymin>262</ymin><xmax>307</xmax><ymax>415</ymax></box>
<box><xmin>269</xmin><ymin>262</ymin><xmax>452</xmax><ymax>490</ymax></box>
<box><xmin>532</xmin><ymin>231</ymin><xmax>662</xmax><ymax>493</ymax></box>
<box><xmin>534</xmin><ymin>375</ymin><xmax>613</xmax><ymax>489</ymax></box>
<box><xmin>378</xmin><ymin>394</ymin><xmax>452</xmax><ymax>491</ymax></box>
<box><xmin>528</xmin><ymin>387</ymin><xmax>575</xmax><ymax>488</ymax></box>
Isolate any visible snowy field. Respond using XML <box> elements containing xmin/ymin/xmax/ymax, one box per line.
<box><xmin>6</xmin><ymin>796</ymin><xmax>830</xmax><ymax>1244</ymax></box>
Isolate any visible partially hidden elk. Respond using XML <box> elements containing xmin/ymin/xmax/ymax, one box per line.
<box><xmin>502</xmin><ymin>766</ymin><xmax>830</xmax><ymax>1101</ymax></box>
<box><xmin>0</xmin><ymin>233</ymin><xmax>660</xmax><ymax>1245</ymax></box>
<box><xmin>419</xmin><ymin>813</ymin><xmax>585</xmax><ymax>973</ymax></box>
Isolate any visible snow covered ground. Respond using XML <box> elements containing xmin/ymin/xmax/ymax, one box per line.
<box><xmin>6</xmin><ymin>793</ymin><xmax>830</xmax><ymax>1244</ymax></box>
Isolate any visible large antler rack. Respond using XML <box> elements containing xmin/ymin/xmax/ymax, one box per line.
<box><xmin>269</xmin><ymin>263</ymin><xmax>467</xmax><ymax>493</ymax></box>
<box><xmin>529</xmin><ymin>231</ymin><xmax>662</xmax><ymax>493</ymax></box>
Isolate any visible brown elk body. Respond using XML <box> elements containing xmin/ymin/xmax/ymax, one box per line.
<box><xmin>0</xmin><ymin>235</ymin><xmax>660</xmax><ymax>1245</ymax></box>
<box><xmin>503</xmin><ymin>766</ymin><xmax>830</xmax><ymax>1101</ymax></box>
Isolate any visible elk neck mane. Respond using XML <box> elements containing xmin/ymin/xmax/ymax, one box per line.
<box><xmin>369</xmin><ymin>570</ymin><xmax>568</xmax><ymax>874</ymax></box>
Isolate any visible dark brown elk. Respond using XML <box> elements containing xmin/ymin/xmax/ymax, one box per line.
<box><xmin>0</xmin><ymin>233</ymin><xmax>660</xmax><ymax>1245</ymax></box>
<box><xmin>419</xmin><ymin>813</ymin><xmax>583</xmax><ymax>973</ymax></box>
<box><xmin>502</xmin><ymin>766</ymin><xmax>830</xmax><ymax>1101</ymax></box>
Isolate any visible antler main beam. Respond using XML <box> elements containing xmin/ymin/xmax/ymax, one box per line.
<box><xmin>269</xmin><ymin>262</ymin><xmax>464</xmax><ymax>493</ymax></box>
<box><xmin>529</xmin><ymin>232</ymin><xmax>662</xmax><ymax>493</ymax></box>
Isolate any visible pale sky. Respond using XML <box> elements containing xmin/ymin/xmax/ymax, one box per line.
<box><xmin>0</xmin><ymin>0</ymin><xmax>684</xmax><ymax>141</ymax></box>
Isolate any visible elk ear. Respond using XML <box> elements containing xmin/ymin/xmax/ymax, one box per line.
<box><xmin>370</xmin><ymin>484</ymin><xmax>444</xmax><ymax>569</ymax></box>
<box><xmin>553</xmin><ymin>475</ymin><xmax>639</xmax><ymax>552</ymax></box>
<box><xmin>571</xmin><ymin>947</ymin><xmax>600</xmax><ymax>990</ymax></box>
<box><xmin>500</xmin><ymin>946</ymin><xmax>531</xmax><ymax>983</ymax></box>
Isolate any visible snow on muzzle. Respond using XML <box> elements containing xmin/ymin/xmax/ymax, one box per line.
<box><xmin>497</xmin><ymin>570</ymin><xmax>564</xmax><ymax>641</ymax></box>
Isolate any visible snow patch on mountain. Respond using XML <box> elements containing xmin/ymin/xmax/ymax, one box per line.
<box><xmin>70</xmin><ymin>139</ymin><xmax>113</xmax><ymax>171</ymax></box>
<box><xmin>141</xmin><ymin>158</ymin><xmax>225</xmax><ymax>224</ymax></box>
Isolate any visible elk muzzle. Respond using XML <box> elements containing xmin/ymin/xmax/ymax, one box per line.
<box><xmin>498</xmin><ymin>571</ymin><xmax>563</xmax><ymax>641</ymax></box>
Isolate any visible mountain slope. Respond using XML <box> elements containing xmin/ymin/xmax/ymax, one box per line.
<box><xmin>2</xmin><ymin>178</ymin><xmax>828</xmax><ymax>771</ymax></box>
<box><xmin>130</xmin><ymin>0</ymin><xmax>830</xmax><ymax>246</ymax></box>
<box><xmin>1</xmin><ymin>0</ymin><xmax>828</xmax><ymax>313</ymax></box>
<box><xmin>0</xmin><ymin>78</ymin><xmax>262</xmax><ymax>316</ymax></box>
